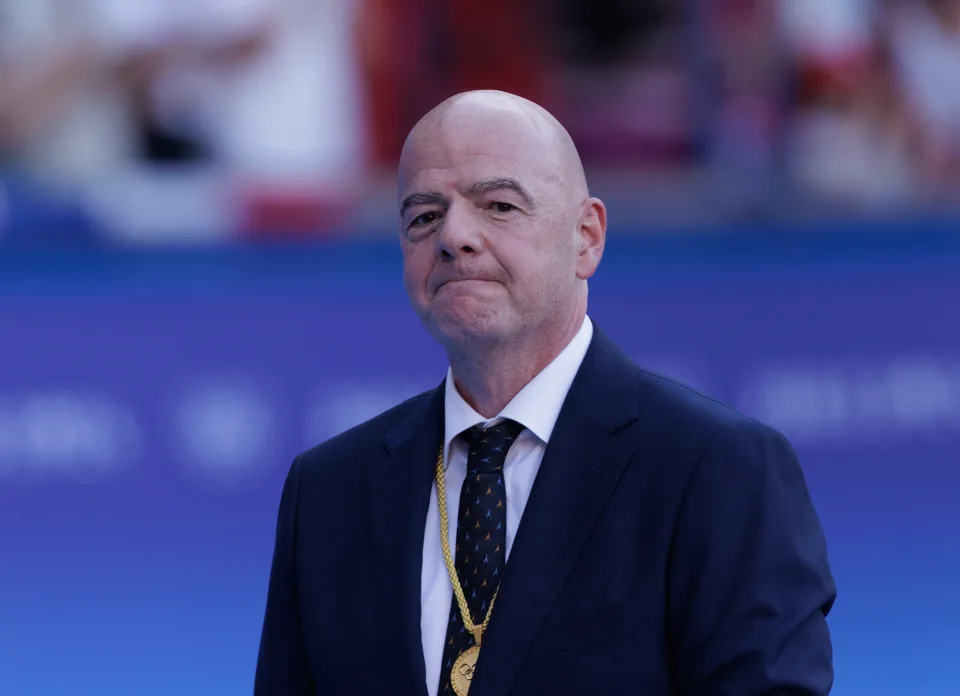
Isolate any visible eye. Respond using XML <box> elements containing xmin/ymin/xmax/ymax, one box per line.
<box><xmin>489</xmin><ymin>201</ymin><xmax>517</xmax><ymax>213</ymax></box>
<box><xmin>410</xmin><ymin>211</ymin><xmax>441</xmax><ymax>228</ymax></box>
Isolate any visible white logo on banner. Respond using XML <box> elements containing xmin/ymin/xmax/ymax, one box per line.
<box><xmin>739</xmin><ymin>355</ymin><xmax>960</xmax><ymax>443</ymax></box>
<box><xmin>0</xmin><ymin>391</ymin><xmax>141</xmax><ymax>479</ymax></box>
<box><xmin>172</xmin><ymin>377</ymin><xmax>276</xmax><ymax>483</ymax></box>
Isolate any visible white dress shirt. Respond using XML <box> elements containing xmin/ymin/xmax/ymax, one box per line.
<box><xmin>420</xmin><ymin>316</ymin><xmax>594</xmax><ymax>695</ymax></box>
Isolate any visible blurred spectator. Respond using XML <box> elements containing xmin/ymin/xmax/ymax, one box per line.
<box><xmin>130</xmin><ymin>0</ymin><xmax>365</xmax><ymax>235</ymax></box>
<box><xmin>555</xmin><ymin>0</ymin><xmax>692</xmax><ymax>168</ymax></box>
<box><xmin>702</xmin><ymin>0</ymin><xmax>788</xmax><ymax>200</ymax></box>
<box><xmin>0</xmin><ymin>1</ymin><xmax>138</xmax><ymax>183</ymax></box>
<box><xmin>139</xmin><ymin>0</ymin><xmax>362</xmax><ymax>178</ymax></box>
<box><xmin>0</xmin><ymin>0</ymin><xmax>141</xmax><ymax>243</ymax></box>
<box><xmin>887</xmin><ymin>0</ymin><xmax>960</xmax><ymax>196</ymax></box>
<box><xmin>3</xmin><ymin>0</ymin><xmax>960</xmax><ymax>241</ymax></box>
<box><xmin>0</xmin><ymin>0</ymin><xmax>363</xmax><ymax>241</ymax></box>
<box><xmin>355</xmin><ymin>0</ymin><xmax>551</xmax><ymax>170</ymax></box>
<box><xmin>779</xmin><ymin>0</ymin><xmax>916</xmax><ymax>208</ymax></box>
<box><xmin>0</xmin><ymin>0</ymin><xmax>361</xmax><ymax>176</ymax></box>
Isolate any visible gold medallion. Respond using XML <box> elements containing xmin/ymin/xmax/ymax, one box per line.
<box><xmin>451</xmin><ymin>645</ymin><xmax>480</xmax><ymax>696</ymax></box>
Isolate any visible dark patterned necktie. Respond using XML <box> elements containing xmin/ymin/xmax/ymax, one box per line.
<box><xmin>438</xmin><ymin>419</ymin><xmax>525</xmax><ymax>694</ymax></box>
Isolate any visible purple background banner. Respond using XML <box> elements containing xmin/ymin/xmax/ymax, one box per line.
<box><xmin>1</xmin><ymin>230</ymin><xmax>958</xmax><ymax>694</ymax></box>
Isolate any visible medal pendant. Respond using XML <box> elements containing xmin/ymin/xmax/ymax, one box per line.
<box><xmin>451</xmin><ymin>645</ymin><xmax>480</xmax><ymax>696</ymax></box>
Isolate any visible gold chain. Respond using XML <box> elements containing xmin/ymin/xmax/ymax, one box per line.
<box><xmin>435</xmin><ymin>445</ymin><xmax>500</xmax><ymax>644</ymax></box>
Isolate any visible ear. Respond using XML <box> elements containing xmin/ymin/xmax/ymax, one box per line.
<box><xmin>575</xmin><ymin>197</ymin><xmax>606</xmax><ymax>280</ymax></box>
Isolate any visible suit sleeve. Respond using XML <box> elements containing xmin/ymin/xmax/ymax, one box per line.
<box><xmin>255</xmin><ymin>454</ymin><xmax>317</xmax><ymax>695</ymax></box>
<box><xmin>667</xmin><ymin>421</ymin><xmax>836</xmax><ymax>695</ymax></box>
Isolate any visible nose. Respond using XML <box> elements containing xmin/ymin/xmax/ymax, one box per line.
<box><xmin>436</xmin><ymin>201</ymin><xmax>483</xmax><ymax>260</ymax></box>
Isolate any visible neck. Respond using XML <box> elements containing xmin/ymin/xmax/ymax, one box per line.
<box><xmin>447</xmin><ymin>309</ymin><xmax>585</xmax><ymax>418</ymax></box>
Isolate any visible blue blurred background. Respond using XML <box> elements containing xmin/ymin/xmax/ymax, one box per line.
<box><xmin>1</xmin><ymin>1</ymin><xmax>958</xmax><ymax>694</ymax></box>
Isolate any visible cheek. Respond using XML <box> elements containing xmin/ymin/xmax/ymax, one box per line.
<box><xmin>509</xmin><ymin>229</ymin><xmax>576</xmax><ymax>290</ymax></box>
<box><xmin>401</xmin><ymin>249</ymin><xmax>430</xmax><ymax>299</ymax></box>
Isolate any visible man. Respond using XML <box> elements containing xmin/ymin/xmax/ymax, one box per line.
<box><xmin>255</xmin><ymin>90</ymin><xmax>836</xmax><ymax>695</ymax></box>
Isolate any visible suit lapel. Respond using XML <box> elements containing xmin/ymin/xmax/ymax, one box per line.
<box><xmin>469</xmin><ymin>329</ymin><xmax>640</xmax><ymax>696</ymax></box>
<box><xmin>368</xmin><ymin>384</ymin><xmax>444</xmax><ymax>696</ymax></box>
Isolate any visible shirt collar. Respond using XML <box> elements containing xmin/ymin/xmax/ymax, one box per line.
<box><xmin>443</xmin><ymin>316</ymin><xmax>594</xmax><ymax>469</ymax></box>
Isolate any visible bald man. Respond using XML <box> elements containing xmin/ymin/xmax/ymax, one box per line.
<box><xmin>255</xmin><ymin>91</ymin><xmax>836</xmax><ymax>696</ymax></box>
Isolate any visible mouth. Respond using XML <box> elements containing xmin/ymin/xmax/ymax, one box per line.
<box><xmin>434</xmin><ymin>278</ymin><xmax>495</xmax><ymax>294</ymax></box>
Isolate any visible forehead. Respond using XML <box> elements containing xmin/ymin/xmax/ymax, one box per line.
<box><xmin>398</xmin><ymin>107</ymin><xmax>563</xmax><ymax>197</ymax></box>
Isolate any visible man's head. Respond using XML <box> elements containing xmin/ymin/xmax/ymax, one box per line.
<box><xmin>397</xmin><ymin>90</ymin><xmax>606</xmax><ymax>352</ymax></box>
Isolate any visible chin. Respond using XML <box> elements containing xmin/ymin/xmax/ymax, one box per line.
<box><xmin>425</xmin><ymin>305</ymin><xmax>509</xmax><ymax>346</ymax></box>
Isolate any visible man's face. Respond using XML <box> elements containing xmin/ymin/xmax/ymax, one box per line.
<box><xmin>398</xmin><ymin>104</ymin><xmax>583</xmax><ymax>347</ymax></box>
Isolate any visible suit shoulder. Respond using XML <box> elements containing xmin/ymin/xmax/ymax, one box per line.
<box><xmin>617</xmin><ymin>365</ymin><xmax>802</xmax><ymax>504</ymax></box>
<box><xmin>635</xmin><ymin>366</ymin><xmax>746</xmax><ymax>425</ymax></box>
<box><xmin>631</xmin><ymin>365</ymin><xmax>787</xmax><ymax>452</ymax></box>
<box><xmin>297</xmin><ymin>388</ymin><xmax>433</xmax><ymax>467</ymax></box>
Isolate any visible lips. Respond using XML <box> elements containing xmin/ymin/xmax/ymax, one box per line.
<box><xmin>437</xmin><ymin>277</ymin><xmax>490</xmax><ymax>286</ymax></box>
<box><xmin>434</xmin><ymin>278</ymin><xmax>495</xmax><ymax>293</ymax></box>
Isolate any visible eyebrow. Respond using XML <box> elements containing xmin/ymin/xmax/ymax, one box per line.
<box><xmin>467</xmin><ymin>177</ymin><xmax>535</xmax><ymax>208</ymax></box>
<box><xmin>399</xmin><ymin>191</ymin><xmax>448</xmax><ymax>218</ymax></box>
<box><xmin>399</xmin><ymin>176</ymin><xmax>536</xmax><ymax>218</ymax></box>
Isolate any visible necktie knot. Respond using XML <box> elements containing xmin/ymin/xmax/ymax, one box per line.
<box><xmin>462</xmin><ymin>419</ymin><xmax>524</xmax><ymax>473</ymax></box>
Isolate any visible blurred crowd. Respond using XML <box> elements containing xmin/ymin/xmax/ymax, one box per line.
<box><xmin>1</xmin><ymin>0</ymin><xmax>959</xmax><ymax>243</ymax></box>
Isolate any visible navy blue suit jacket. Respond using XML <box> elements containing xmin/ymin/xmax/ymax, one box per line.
<box><xmin>255</xmin><ymin>328</ymin><xmax>835</xmax><ymax>695</ymax></box>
